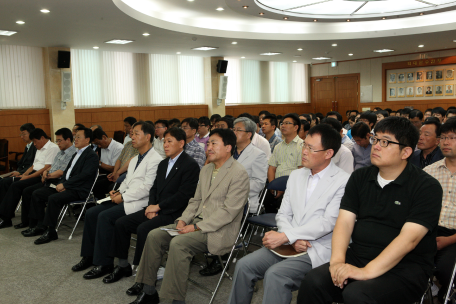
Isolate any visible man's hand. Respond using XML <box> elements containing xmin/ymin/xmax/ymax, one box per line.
<box><xmin>176</xmin><ymin>220</ymin><xmax>186</xmax><ymax>230</ymax></box>
<box><xmin>43</xmin><ymin>170</ymin><xmax>48</xmax><ymax>179</ymax></box>
<box><xmin>274</xmin><ymin>191</ymin><xmax>284</xmax><ymax>199</ymax></box>
<box><xmin>437</xmin><ymin>236</ymin><xmax>453</xmax><ymax>250</ymax></box>
<box><xmin>145</xmin><ymin>205</ymin><xmax>160</xmax><ymax>215</ymax></box>
<box><xmin>146</xmin><ymin>212</ymin><xmax>157</xmax><ymax>219</ymax></box>
<box><xmin>107</xmin><ymin>172</ymin><xmax>114</xmax><ymax>182</ymax></box>
<box><xmin>262</xmin><ymin>231</ymin><xmax>288</xmax><ymax>249</ymax></box>
<box><xmin>111</xmin><ymin>194</ymin><xmax>123</xmax><ymax>204</ymax></box>
<box><xmin>10</xmin><ymin>171</ymin><xmax>20</xmax><ymax>177</ymax></box>
<box><xmin>20</xmin><ymin>175</ymin><xmax>30</xmax><ymax>181</ymax></box>
<box><xmin>178</xmin><ymin>224</ymin><xmax>197</xmax><ymax>234</ymax></box>
<box><xmin>292</xmin><ymin>240</ymin><xmax>312</xmax><ymax>253</ymax></box>
<box><xmin>331</xmin><ymin>263</ymin><xmax>369</xmax><ymax>288</ymax></box>
<box><xmin>56</xmin><ymin>183</ymin><xmax>66</xmax><ymax>192</ymax></box>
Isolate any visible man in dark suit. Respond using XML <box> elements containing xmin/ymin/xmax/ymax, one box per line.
<box><xmin>26</xmin><ymin>128</ymin><xmax>99</xmax><ymax>244</ymax></box>
<box><xmin>410</xmin><ymin>118</ymin><xmax>443</xmax><ymax>169</ymax></box>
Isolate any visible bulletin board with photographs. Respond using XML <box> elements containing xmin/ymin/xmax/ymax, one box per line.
<box><xmin>387</xmin><ymin>64</ymin><xmax>456</xmax><ymax>102</ymax></box>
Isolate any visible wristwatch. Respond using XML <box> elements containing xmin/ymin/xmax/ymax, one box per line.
<box><xmin>193</xmin><ymin>224</ymin><xmax>200</xmax><ymax>231</ymax></box>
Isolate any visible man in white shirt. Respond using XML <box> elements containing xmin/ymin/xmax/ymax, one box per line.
<box><xmin>0</xmin><ymin>128</ymin><xmax>59</xmax><ymax>229</ymax></box>
<box><xmin>153</xmin><ymin>119</ymin><xmax>168</xmax><ymax>159</ymax></box>
<box><xmin>123</xmin><ymin>116</ymin><xmax>137</xmax><ymax>145</ymax></box>
<box><xmin>228</xmin><ymin>124</ymin><xmax>350</xmax><ymax>304</ymax></box>
<box><xmin>91</xmin><ymin>128</ymin><xmax>124</xmax><ymax>199</ymax></box>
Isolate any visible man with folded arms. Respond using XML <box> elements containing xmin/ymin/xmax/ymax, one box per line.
<box><xmin>16</xmin><ymin>128</ymin><xmax>76</xmax><ymax>231</ymax></box>
<box><xmin>71</xmin><ymin>121</ymin><xmax>163</xmax><ymax>279</ymax></box>
<box><xmin>298</xmin><ymin>116</ymin><xmax>442</xmax><ymax>304</ymax></box>
<box><xmin>129</xmin><ymin>129</ymin><xmax>249</xmax><ymax>304</ymax></box>
<box><xmin>0</xmin><ymin>128</ymin><xmax>59</xmax><ymax>229</ymax></box>
<box><xmin>28</xmin><ymin>128</ymin><xmax>98</xmax><ymax>243</ymax></box>
<box><xmin>103</xmin><ymin>128</ymin><xmax>199</xmax><ymax>290</ymax></box>
<box><xmin>228</xmin><ymin>124</ymin><xmax>349</xmax><ymax>304</ymax></box>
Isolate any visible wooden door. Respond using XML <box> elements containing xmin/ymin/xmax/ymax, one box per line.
<box><xmin>335</xmin><ymin>76</ymin><xmax>359</xmax><ymax>117</ymax></box>
<box><xmin>312</xmin><ymin>78</ymin><xmax>335</xmax><ymax>115</ymax></box>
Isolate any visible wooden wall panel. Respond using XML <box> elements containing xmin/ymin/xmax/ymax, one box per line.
<box><xmin>75</xmin><ymin>105</ymin><xmax>208</xmax><ymax>138</ymax></box>
<box><xmin>0</xmin><ymin>109</ymin><xmax>50</xmax><ymax>161</ymax></box>
<box><xmin>225</xmin><ymin>103</ymin><xmax>314</xmax><ymax>117</ymax></box>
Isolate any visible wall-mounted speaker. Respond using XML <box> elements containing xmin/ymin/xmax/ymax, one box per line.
<box><xmin>217</xmin><ymin>60</ymin><xmax>228</xmax><ymax>73</ymax></box>
<box><xmin>58</xmin><ymin>51</ymin><xmax>70</xmax><ymax>68</ymax></box>
<box><xmin>61</xmin><ymin>70</ymin><xmax>72</xmax><ymax>110</ymax></box>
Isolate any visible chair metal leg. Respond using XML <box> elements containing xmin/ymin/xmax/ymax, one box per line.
<box><xmin>56</xmin><ymin>205</ymin><xmax>69</xmax><ymax>232</ymax></box>
<box><xmin>445</xmin><ymin>258</ymin><xmax>456</xmax><ymax>304</ymax></box>
<box><xmin>15</xmin><ymin>199</ymin><xmax>22</xmax><ymax>212</ymax></box>
<box><xmin>209</xmin><ymin>252</ymin><xmax>234</xmax><ymax>304</ymax></box>
<box><xmin>69</xmin><ymin>202</ymin><xmax>87</xmax><ymax>240</ymax></box>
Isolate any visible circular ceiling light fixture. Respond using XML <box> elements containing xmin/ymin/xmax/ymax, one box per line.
<box><xmin>283</xmin><ymin>17</ymin><xmax>288</xmax><ymax>20</ymax></box>
<box><xmin>293</xmin><ymin>60</ymin><xmax>297</xmax><ymax>62</ymax></box>
<box><xmin>418</xmin><ymin>44</ymin><xmax>424</xmax><ymax>47</ymax></box>
<box><xmin>243</xmin><ymin>6</ymin><xmax>248</xmax><ymax>8</ymax></box>
<box><xmin>241</xmin><ymin>56</ymin><xmax>245</xmax><ymax>58</ymax></box>
<box><xmin>216</xmin><ymin>7</ymin><xmax>224</xmax><ymax>11</ymax></box>
<box><xmin>297</xmin><ymin>48</ymin><xmax>303</xmax><ymax>51</ymax></box>
<box><xmin>260</xmin><ymin>52</ymin><xmax>282</xmax><ymax>55</ymax></box>
<box><xmin>232</xmin><ymin>41</ymin><xmax>238</xmax><ymax>44</ymax></box>
<box><xmin>313</xmin><ymin>19</ymin><xmax>318</xmax><ymax>22</ymax></box>
<box><xmin>176</xmin><ymin>52</ymin><xmax>181</xmax><ymax>54</ymax></box>
<box><xmin>259</xmin><ymin>12</ymin><xmax>265</xmax><ymax>15</ymax></box>
<box><xmin>348</xmin><ymin>53</ymin><xmax>354</xmax><ymax>56</ymax></box>
<box><xmin>40</xmin><ymin>9</ymin><xmax>50</xmax><ymax>13</ymax></box>
<box><xmin>332</xmin><ymin>43</ymin><xmax>337</xmax><ymax>47</ymax></box>
<box><xmin>16</xmin><ymin>20</ymin><xmax>25</xmax><ymax>24</ymax></box>
<box><xmin>93</xmin><ymin>46</ymin><xmax>99</xmax><ymax>49</ymax></box>
<box><xmin>143</xmin><ymin>33</ymin><xmax>150</xmax><ymax>36</ymax></box>
<box><xmin>373</xmin><ymin>49</ymin><xmax>395</xmax><ymax>53</ymax></box>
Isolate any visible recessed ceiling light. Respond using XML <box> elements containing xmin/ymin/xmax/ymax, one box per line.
<box><xmin>313</xmin><ymin>19</ymin><xmax>317</xmax><ymax>22</ymax></box>
<box><xmin>216</xmin><ymin>7</ymin><xmax>224</xmax><ymax>11</ymax></box>
<box><xmin>332</xmin><ymin>44</ymin><xmax>337</xmax><ymax>47</ymax></box>
<box><xmin>260</xmin><ymin>52</ymin><xmax>282</xmax><ymax>56</ymax></box>
<box><xmin>241</xmin><ymin>57</ymin><xmax>245</xmax><ymax>59</ymax></box>
<box><xmin>40</xmin><ymin>9</ymin><xmax>50</xmax><ymax>13</ymax></box>
<box><xmin>283</xmin><ymin>17</ymin><xmax>288</xmax><ymax>20</ymax></box>
<box><xmin>382</xmin><ymin>17</ymin><xmax>386</xmax><ymax>20</ymax></box>
<box><xmin>143</xmin><ymin>33</ymin><xmax>150</xmax><ymax>36</ymax></box>
<box><xmin>105</xmin><ymin>39</ymin><xmax>134</xmax><ymax>44</ymax></box>
<box><xmin>293</xmin><ymin>60</ymin><xmax>297</xmax><ymax>62</ymax></box>
<box><xmin>16</xmin><ymin>21</ymin><xmax>25</xmax><ymax>24</ymax></box>
<box><xmin>420</xmin><ymin>12</ymin><xmax>424</xmax><ymax>15</ymax></box>
<box><xmin>312</xmin><ymin>57</ymin><xmax>331</xmax><ymax>60</ymax></box>
<box><xmin>297</xmin><ymin>48</ymin><xmax>303</xmax><ymax>51</ymax></box>
<box><xmin>176</xmin><ymin>52</ymin><xmax>181</xmax><ymax>54</ymax></box>
<box><xmin>192</xmin><ymin>46</ymin><xmax>218</xmax><ymax>51</ymax></box>
<box><xmin>93</xmin><ymin>46</ymin><xmax>99</xmax><ymax>49</ymax></box>
<box><xmin>187</xmin><ymin>0</ymin><xmax>194</xmax><ymax>1</ymax></box>
<box><xmin>418</xmin><ymin>45</ymin><xmax>424</xmax><ymax>48</ymax></box>
<box><xmin>243</xmin><ymin>6</ymin><xmax>248</xmax><ymax>8</ymax></box>
<box><xmin>0</xmin><ymin>30</ymin><xmax>17</xmax><ymax>36</ymax></box>
<box><xmin>259</xmin><ymin>12</ymin><xmax>264</xmax><ymax>15</ymax></box>
<box><xmin>231</xmin><ymin>41</ymin><xmax>237</xmax><ymax>45</ymax></box>
<box><xmin>346</xmin><ymin>19</ymin><xmax>350</xmax><ymax>22</ymax></box>
<box><xmin>373</xmin><ymin>49</ymin><xmax>395</xmax><ymax>53</ymax></box>
<box><xmin>348</xmin><ymin>53</ymin><xmax>353</xmax><ymax>56</ymax></box>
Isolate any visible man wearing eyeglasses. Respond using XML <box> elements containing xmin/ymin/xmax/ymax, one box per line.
<box><xmin>410</xmin><ymin>118</ymin><xmax>443</xmax><ymax>169</ymax></box>
<box><xmin>229</xmin><ymin>124</ymin><xmax>349</xmax><ymax>304</ymax></box>
<box><xmin>424</xmin><ymin>117</ymin><xmax>456</xmax><ymax>303</ymax></box>
<box><xmin>153</xmin><ymin>120</ymin><xmax>168</xmax><ymax>159</ymax></box>
<box><xmin>298</xmin><ymin>116</ymin><xmax>442</xmax><ymax>304</ymax></box>
<box><xmin>180</xmin><ymin>118</ymin><xmax>206</xmax><ymax>169</ymax></box>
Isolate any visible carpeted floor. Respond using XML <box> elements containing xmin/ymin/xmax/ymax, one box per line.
<box><xmin>0</xmin><ymin>212</ymin><xmax>298</xmax><ymax>304</ymax></box>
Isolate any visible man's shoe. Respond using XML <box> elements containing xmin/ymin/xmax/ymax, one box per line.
<box><xmin>34</xmin><ymin>229</ymin><xmax>58</xmax><ymax>245</ymax></box>
<box><xmin>14</xmin><ymin>222</ymin><xmax>28</xmax><ymax>229</ymax></box>
<box><xmin>83</xmin><ymin>265</ymin><xmax>114</xmax><ymax>280</ymax></box>
<box><xmin>129</xmin><ymin>291</ymin><xmax>159</xmax><ymax>304</ymax></box>
<box><xmin>0</xmin><ymin>218</ymin><xmax>12</xmax><ymax>229</ymax></box>
<box><xmin>22</xmin><ymin>227</ymin><xmax>45</xmax><ymax>237</ymax></box>
<box><xmin>199</xmin><ymin>258</ymin><xmax>227</xmax><ymax>276</ymax></box>
<box><xmin>126</xmin><ymin>283</ymin><xmax>144</xmax><ymax>296</ymax></box>
<box><xmin>72</xmin><ymin>257</ymin><xmax>93</xmax><ymax>272</ymax></box>
<box><xmin>103</xmin><ymin>264</ymin><xmax>132</xmax><ymax>283</ymax></box>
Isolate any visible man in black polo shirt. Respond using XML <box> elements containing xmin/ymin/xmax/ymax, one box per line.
<box><xmin>297</xmin><ymin>116</ymin><xmax>442</xmax><ymax>304</ymax></box>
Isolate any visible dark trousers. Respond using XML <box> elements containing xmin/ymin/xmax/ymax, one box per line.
<box><xmin>28</xmin><ymin>186</ymin><xmax>80</xmax><ymax>229</ymax></box>
<box><xmin>92</xmin><ymin>175</ymin><xmax>114</xmax><ymax>200</ymax></box>
<box><xmin>80</xmin><ymin>202</ymin><xmax>126</xmax><ymax>266</ymax></box>
<box><xmin>20</xmin><ymin>182</ymin><xmax>46</xmax><ymax>224</ymax></box>
<box><xmin>0</xmin><ymin>176</ymin><xmax>41</xmax><ymax>220</ymax></box>
<box><xmin>263</xmin><ymin>190</ymin><xmax>283</xmax><ymax>214</ymax></box>
<box><xmin>435</xmin><ymin>226</ymin><xmax>456</xmax><ymax>303</ymax></box>
<box><xmin>109</xmin><ymin>208</ymin><xmax>176</xmax><ymax>265</ymax></box>
<box><xmin>0</xmin><ymin>177</ymin><xmax>14</xmax><ymax>203</ymax></box>
<box><xmin>297</xmin><ymin>248</ymin><xmax>428</xmax><ymax>304</ymax></box>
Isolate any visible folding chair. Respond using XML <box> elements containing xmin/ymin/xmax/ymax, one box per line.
<box><xmin>56</xmin><ymin>171</ymin><xmax>99</xmax><ymax>240</ymax></box>
<box><xmin>188</xmin><ymin>200</ymin><xmax>250</xmax><ymax>304</ymax></box>
<box><xmin>444</xmin><ymin>258</ymin><xmax>456</xmax><ymax>304</ymax></box>
<box><xmin>242</xmin><ymin>176</ymin><xmax>289</xmax><ymax>250</ymax></box>
<box><xmin>15</xmin><ymin>198</ymin><xmax>22</xmax><ymax>213</ymax></box>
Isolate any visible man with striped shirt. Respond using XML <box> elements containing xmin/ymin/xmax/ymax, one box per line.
<box><xmin>180</xmin><ymin>118</ymin><xmax>206</xmax><ymax>169</ymax></box>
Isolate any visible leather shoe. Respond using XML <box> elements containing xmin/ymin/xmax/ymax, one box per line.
<box><xmin>34</xmin><ymin>229</ymin><xmax>58</xmax><ymax>244</ymax></box>
<box><xmin>14</xmin><ymin>222</ymin><xmax>28</xmax><ymax>229</ymax></box>
<box><xmin>129</xmin><ymin>291</ymin><xmax>159</xmax><ymax>304</ymax></box>
<box><xmin>0</xmin><ymin>218</ymin><xmax>12</xmax><ymax>229</ymax></box>
<box><xmin>83</xmin><ymin>265</ymin><xmax>114</xmax><ymax>280</ymax></box>
<box><xmin>72</xmin><ymin>257</ymin><xmax>93</xmax><ymax>272</ymax></box>
<box><xmin>199</xmin><ymin>257</ymin><xmax>228</xmax><ymax>276</ymax></box>
<box><xmin>22</xmin><ymin>227</ymin><xmax>46</xmax><ymax>237</ymax></box>
<box><xmin>126</xmin><ymin>282</ymin><xmax>144</xmax><ymax>296</ymax></box>
<box><xmin>103</xmin><ymin>264</ymin><xmax>132</xmax><ymax>283</ymax></box>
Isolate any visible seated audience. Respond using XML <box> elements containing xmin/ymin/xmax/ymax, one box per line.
<box><xmin>265</xmin><ymin>113</ymin><xmax>303</xmax><ymax>213</ymax></box>
<box><xmin>358</xmin><ymin>111</ymin><xmax>377</xmax><ymax>131</ymax></box>
<box><xmin>123</xmin><ymin>116</ymin><xmax>137</xmax><ymax>145</ymax></box>
<box><xmin>0</xmin><ymin>128</ymin><xmax>59</xmax><ymax>229</ymax></box>
<box><xmin>90</xmin><ymin>124</ymin><xmax>102</xmax><ymax>131</ymax></box>
<box><xmin>345</xmin><ymin>115</ymin><xmax>356</xmax><ymax>131</ymax></box>
<box><xmin>180</xmin><ymin>118</ymin><xmax>206</xmax><ymax>168</ymax></box>
<box><xmin>214</xmin><ymin>116</ymin><xmax>233</xmax><ymax>130</ymax></box>
<box><xmin>424</xmin><ymin>116</ymin><xmax>456</xmax><ymax>303</ymax></box>
<box><xmin>91</xmin><ymin>128</ymin><xmax>124</xmax><ymax>199</ymax></box>
<box><xmin>196</xmin><ymin>116</ymin><xmax>211</xmax><ymax>151</ymax></box>
<box><xmin>72</xmin><ymin>123</ymin><xmax>85</xmax><ymax>137</ymax></box>
<box><xmin>253</xmin><ymin>115</ymin><xmax>261</xmax><ymax>133</ymax></box>
<box><xmin>238</xmin><ymin>113</ymin><xmax>271</xmax><ymax>160</ymax></box>
<box><xmin>326</xmin><ymin>111</ymin><xmax>344</xmax><ymax>128</ymax></box>
<box><xmin>297</xmin><ymin>116</ymin><xmax>442</xmax><ymax>304</ymax></box>
<box><xmin>261</xmin><ymin>114</ymin><xmax>282</xmax><ymax>153</ymax></box>
<box><xmin>444</xmin><ymin>109</ymin><xmax>456</xmax><ymax>123</ymax></box>
<box><xmin>153</xmin><ymin>119</ymin><xmax>168</xmax><ymax>159</ymax></box>
<box><xmin>409</xmin><ymin>109</ymin><xmax>424</xmax><ymax>130</ymax></box>
<box><xmin>14</xmin><ymin>128</ymin><xmax>76</xmax><ymax>230</ymax></box>
<box><xmin>424</xmin><ymin>108</ymin><xmax>432</xmax><ymax>120</ymax></box>
<box><xmin>210</xmin><ymin>114</ymin><xmax>221</xmax><ymax>127</ymax></box>
<box><xmin>400</xmin><ymin>107</ymin><xmax>412</xmax><ymax>119</ymax></box>
<box><xmin>351</xmin><ymin>122</ymin><xmax>372</xmax><ymax>170</ymax></box>
<box><xmin>99</xmin><ymin>128</ymin><xmax>200</xmax><ymax>287</ymax></box>
<box><xmin>228</xmin><ymin>124</ymin><xmax>349</xmax><ymax>304</ymax></box>
<box><xmin>410</xmin><ymin>118</ymin><xmax>443</xmax><ymax>169</ymax></box>
<box><xmin>375</xmin><ymin>110</ymin><xmax>389</xmax><ymax>123</ymax></box>
<box><xmin>258</xmin><ymin>110</ymin><xmax>270</xmax><ymax>136</ymax></box>
<box><xmin>107</xmin><ymin>127</ymin><xmax>138</xmax><ymax>183</ymax></box>
<box><xmin>73</xmin><ymin>121</ymin><xmax>163</xmax><ymax>279</ymax></box>
<box><xmin>322</xmin><ymin>118</ymin><xmax>354</xmax><ymax>174</ymax></box>
<box><xmin>432</xmin><ymin>107</ymin><xmax>446</xmax><ymax>123</ymax></box>
<box><xmin>28</xmin><ymin>128</ymin><xmax>99</xmax><ymax>244</ymax></box>
<box><xmin>168</xmin><ymin>118</ymin><xmax>181</xmax><ymax>129</ymax></box>
<box><xmin>298</xmin><ymin>120</ymin><xmax>311</xmax><ymax>141</ymax></box>
<box><xmin>129</xmin><ymin>129</ymin><xmax>249</xmax><ymax>304</ymax></box>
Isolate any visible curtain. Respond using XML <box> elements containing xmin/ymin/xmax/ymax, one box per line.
<box><xmin>0</xmin><ymin>45</ymin><xmax>45</xmax><ymax>109</ymax></box>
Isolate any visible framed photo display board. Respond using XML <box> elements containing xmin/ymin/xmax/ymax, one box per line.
<box><xmin>384</xmin><ymin>57</ymin><xmax>456</xmax><ymax>102</ymax></box>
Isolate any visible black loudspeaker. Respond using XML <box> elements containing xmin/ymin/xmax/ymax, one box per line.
<box><xmin>58</xmin><ymin>51</ymin><xmax>71</xmax><ymax>68</ymax></box>
<box><xmin>217</xmin><ymin>60</ymin><xmax>228</xmax><ymax>73</ymax></box>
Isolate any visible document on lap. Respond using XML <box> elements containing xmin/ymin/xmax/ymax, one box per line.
<box><xmin>270</xmin><ymin>245</ymin><xmax>307</xmax><ymax>258</ymax></box>
<box><xmin>96</xmin><ymin>197</ymin><xmax>112</xmax><ymax>204</ymax></box>
<box><xmin>160</xmin><ymin>228</ymin><xmax>180</xmax><ymax>236</ymax></box>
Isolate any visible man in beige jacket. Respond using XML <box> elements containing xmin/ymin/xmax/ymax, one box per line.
<box><xmin>128</xmin><ymin>128</ymin><xmax>250</xmax><ymax>304</ymax></box>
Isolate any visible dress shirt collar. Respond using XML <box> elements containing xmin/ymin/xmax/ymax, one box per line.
<box><xmin>77</xmin><ymin>145</ymin><xmax>89</xmax><ymax>155</ymax></box>
<box><xmin>26</xmin><ymin>142</ymin><xmax>33</xmax><ymax>150</ymax></box>
<box><xmin>169</xmin><ymin>150</ymin><xmax>183</xmax><ymax>164</ymax></box>
<box><xmin>40</xmin><ymin>139</ymin><xmax>51</xmax><ymax>151</ymax></box>
<box><xmin>268</xmin><ymin>133</ymin><xmax>277</xmax><ymax>143</ymax></box>
<box><xmin>308</xmin><ymin>161</ymin><xmax>331</xmax><ymax>180</ymax></box>
<box><xmin>105</xmin><ymin>139</ymin><xmax>115</xmax><ymax>151</ymax></box>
